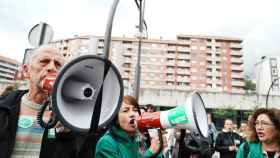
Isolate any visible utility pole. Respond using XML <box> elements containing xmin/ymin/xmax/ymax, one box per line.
<box><xmin>133</xmin><ymin>0</ymin><xmax>145</xmax><ymax>101</ymax></box>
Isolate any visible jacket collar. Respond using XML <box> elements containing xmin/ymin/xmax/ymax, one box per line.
<box><xmin>110</xmin><ymin>126</ymin><xmax>136</xmax><ymax>143</ymax></box>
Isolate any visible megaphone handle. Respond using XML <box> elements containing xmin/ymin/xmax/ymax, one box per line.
<box><xmin>178</xmin><ymin>129</ymin><xmax>186</xmax><ymax>158</ymax></box>
<box><xmin>37</xmin><ymin>100</ymin><xmax>58</xmax><ymax>129</ymax></box>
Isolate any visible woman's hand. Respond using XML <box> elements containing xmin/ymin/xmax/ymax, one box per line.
<box><xmin>149</xmin><ymin>136</ymin><xmax>161</xmax><ymax>154</ymax></box>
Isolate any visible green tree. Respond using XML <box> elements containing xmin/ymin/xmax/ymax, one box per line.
<box><xmin>212</xmin><ymin>107</ymin><xmax>236</xmax><ymax>119</ymax></box>
<box><xmin>244</xmin><ymin>75</ymin><xmax>256</xmax><ymax>91</ymax></box>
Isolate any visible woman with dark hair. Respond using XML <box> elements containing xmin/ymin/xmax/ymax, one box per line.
<box><xmin>236</xmin><ymin>108</ymin><xmax>280</xmax><ymax>158</ymax></box>
<box><xmin>94</xmin><ymin>95</ymin><xmax>162</xmax><ymax>158</ymax></box>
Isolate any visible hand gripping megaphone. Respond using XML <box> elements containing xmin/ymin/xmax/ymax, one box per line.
<box><xmin>136</xmin><ymin>92</ymin><xmax>208</xmax><ymax>138</ymax></box>
<box><xmin>37</xmin><ymin>55</ymin><xmax>123</xmax><ymax>132</ymax></box>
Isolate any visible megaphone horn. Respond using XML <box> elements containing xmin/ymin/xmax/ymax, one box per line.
<box><xmin>136</xmin><ymin>92</ymin><xmax>208</xmax><ymax>138</ymax></box>
<box><xmin>37</xmin><ymin>55</ymin><xmax>123</xmax><ymax>132</ymax></box>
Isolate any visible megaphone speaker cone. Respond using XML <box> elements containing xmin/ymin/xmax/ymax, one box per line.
<box><xmin>51</xmin><ymin>55</ymin><xmax>123</xmax><ymax>132</ymax></box>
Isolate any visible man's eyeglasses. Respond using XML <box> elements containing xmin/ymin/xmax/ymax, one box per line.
<box><xmin>254</xmin><ymin>121</ymin><xmax>274</xmax><ymax>128</ymax></box>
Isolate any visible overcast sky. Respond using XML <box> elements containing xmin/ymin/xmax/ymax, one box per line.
<box><xmin>0</xmin><ymin>0</ymin><xmax>280</xmax><ymax>77</ymax></box>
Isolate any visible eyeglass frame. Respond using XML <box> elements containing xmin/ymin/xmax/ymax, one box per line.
<box><xmin>254</xmin><ymin>121</ymin><xmax>274</xmax><ymax>128</ymax></box>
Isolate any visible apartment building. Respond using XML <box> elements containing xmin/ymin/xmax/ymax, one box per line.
<box><xmin>0</xmin><ymin>54</ymin><xmax>20</xmax><ymax>93</ymax></box>
<box><xmin>50</xmin><ymin>34</ymin><xmax>244</xmax><ymax>93</ymax></box>
<box><xmin>255</xmin><ymin>57</ymin><xmax>280</xmax><ymax>96</ymax></box>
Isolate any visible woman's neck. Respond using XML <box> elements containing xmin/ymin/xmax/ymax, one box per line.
<box><xmin>262</xmin><ymin>141</ymin><xmax>279</xmax><ymax>152</ymax></box>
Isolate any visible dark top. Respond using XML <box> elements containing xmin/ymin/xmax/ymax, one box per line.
<box><xmin>215</xmin><ymin>131</ymin><xmax>244</xmax><ymax>158</ymax></box>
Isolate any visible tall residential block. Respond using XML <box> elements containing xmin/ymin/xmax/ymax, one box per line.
<box><xmin>50</xmin><ymin>34</ymin><xmax>244</xmax><ymax>93</ymax></box>
<box><xmin>0</xmin><ymin>54</ymin><xmax>20</xmax><ymax>93</ymax></box>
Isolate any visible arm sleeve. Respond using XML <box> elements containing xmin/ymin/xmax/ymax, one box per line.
<box><xmin>143</xmin><ymin>148</ymin><xmax>154</xmax><ymax>158</ymax></box>
<box><xmin>143</xmin><ymin>143</ymin><xmax>164</xmax><ymax>158</ymax></box>
<box><xmin>95</xmin><ymin>138</ymin><xmax>119</xmax><ymax>158</ymax></box>
<box><xmin>236</xmin><ymin>142</ymin><xmax>245</xmax><ymax>158</ymax></box>
<box><xmin>215</xmin><ymin>133</ymin><xmax>230</xmax><ymax>152</ymax></box>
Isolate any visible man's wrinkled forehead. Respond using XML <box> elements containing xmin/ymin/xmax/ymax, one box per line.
<box><xmin>29</xmin><ymin>47</ymin><xmax>64</xmax><ymax>63</ymax></box>
<box><xmin>33</xmin><ymin>47</ymin><xmax>61</xmax><ymax>58</ymax></box>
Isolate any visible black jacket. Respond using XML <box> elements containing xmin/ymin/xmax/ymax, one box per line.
<box><xmin>215</xmin><ymin>131</ymin><xmax>244</xmax><ymax>158</ymax></box>
<box><xmin>0</xmin><ymin>90</ymin><xmax>95</xmax><ymax>158</ymax></box>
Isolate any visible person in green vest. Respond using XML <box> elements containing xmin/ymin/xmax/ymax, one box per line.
<box><xmin>94</xmin><ymin>95</ymin><xmax>162</xmax><ymax>158</ymax></box>
<box><xmin>236</xmin><ymin>108</ymin><xmax>280</xmax><ymax>158</ymax></box>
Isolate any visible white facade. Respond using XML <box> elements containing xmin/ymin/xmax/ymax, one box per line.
<box><xmin>255</xmin><ymin>57</ymin><xmax>280</xmax><ymax>96</ymax></box>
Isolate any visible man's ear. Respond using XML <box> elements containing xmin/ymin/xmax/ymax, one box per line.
<box><xmin>22</xmin><ymin>64</ymin><xmax>30</xmax><ymax>79</ymax></box>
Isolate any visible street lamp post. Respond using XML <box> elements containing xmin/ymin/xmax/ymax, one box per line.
<box><xmin>133</xmin><ymin>0</ymin><xmax>145</xmax><ymax>101</ymax></box>
<box><xmin>265</xmin><ymin>77</ymin><xmax>280</xmax><ymax>109</ymax></box>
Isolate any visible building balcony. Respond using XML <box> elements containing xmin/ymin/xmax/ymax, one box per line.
<box><xmin>177</xmin><ymin>47</ymin><xmax>190</xmax><ymax>52</ymax></box>
<box><xmin>177</xmin><ymin>62</ymin><xmax>191</xmax><ymax>67</ymax></box>
<box><xmin>175</xmin><ymin>86</ymin><xmax>191</xmax><ymax>91</ymax></box>
<box><xmin>166</xmin><ymin>61</ymin><xmax>176</xmax><ymax>66</ymax></box>
<box><xmin>231</xmin><ymin>51</ymin><xmax>242</xmax><ymax>57</ymax></box>
<box><xmin>215</xmin><ymin>51</ymin><xmax>221</xmax><ymax>55</ymax></box>
<box><xmin>177</xmin><ymin>70</ymin><xmax>190</xmax><ymax>75</ymax></box>
<box><xmin>230</xmin><ymin>43</ymin><xmax>242</xmax><ymax>49</ymax></box>
<box><xmin>215</xmin><ymin>80</ymin><xmax>222</xmax><ymax>85</ymax></box>
<box><xmin>122</xmin><ymin>74</ymin><xmax>130</xmax><ymax>79</ymax></box>
<box><xmin>216</xmin><ymin>72</ymin><xmax>222</xmax><ymax>77</ymax></box>
<box><xmin>0</xmin><ymin>63</ymin><xmax>18</xmax><ymax>71</ymax></box>
<box><xmin>231</xmin><ymin>65</ymin><xmax>243</xmax><ymax>71</ymax></box>
<box><xmin>0</xmin><ymin>67</ymin><xmax>15</xmax><ymax>74</ymax></box>
<box><xmin>166</xmin><ymin>69</ymin><xmax>175</xmax><ymax>74</ymax></box>
<box><xmin>167</xmin><ymin>46</ymin><xmax>176</xmax><ymax>51</ymax></box>
<box><xmin>231</xmin><ymin>73</ymin><xmax>243</xmax><ymax>79</ymax></box>
<box><xmin>206</xmin><ymin>57</ymin><xmax>213</xmax><ymax>61</ymax></box>
<box><xmin>177</xmin><ymin>55</ymin><xmax>190</xmax><ymax>59</ymax></box>
<box><xmin>0</xmin><ymin>73</ymin><xmax>14</xmax><ymax>79</ymax></box>
<box><xmin>166</xmin><ymin>54</ymin><xmax>176</xmax><ymax>58</ymax></box>
<box><xmin>206</xmin><ymin>71</ymin><xmax>213</xmax><ymax>77</ymax></box>
<box><xmin>231</xmin><ymin>58</ymin><xmax>243</xmax><ymax>64</ymax></box>
<box><xmin>215</xmin><ymin>43</ymin><xmax>222</xmax><ymax>47</ymax></box>
<box><xmin>177</xmin><ymin>77</ymin><xmax>190</xmax><ymax>82</ymax></box>
<box><xmin>177</xmin><ymin>40</ymin><xmax>191</xmax><ymax>45</ymax></box>
<box><xmin>166</xmin><ymin>77</ymin><xmax>175</xmax><ymax>81</ymax></box>
<box><xmin>231</xmin><ymin>81</ymin><xmax>245</xmax><ymax>87</ymax></box>
<box><xmin>206</xmin><ymin>42</ymin><xmax>212</xmax><ymax>47</ymax></box>
<box><xmin>142</xmin><ymin>69</ymin><xmax>163</xmax><ymax>73</ymax></box>
<box><xmin>0</xmin><ymin>79</ymin><xmax>15</xmax><ymax>84</ymax></box>
<box><xmin>206</xmin><ymin>79</ymin><xmax>212</xmax><ymax>84</ymax></box>
<box><xmin>122</xmin><ymin>51</ymin><xmax>134</xmax><ymax>56</ymax></box>
<box><xmin>123</xmin><ymin>58</ymin><xmax>132</xmax><ymax>63</ymax></box>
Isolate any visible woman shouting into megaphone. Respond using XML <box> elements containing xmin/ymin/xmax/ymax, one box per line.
<box><xmin>95</xmin><ymin>95</ymin><xmax>163</xmax><ymax>158</ymax></box>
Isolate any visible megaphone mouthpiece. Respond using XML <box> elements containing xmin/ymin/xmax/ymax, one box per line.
<box><xmin>41</xmin><ymin>72</ymin><xmax>57</xmax><ymax>93</ymax></box>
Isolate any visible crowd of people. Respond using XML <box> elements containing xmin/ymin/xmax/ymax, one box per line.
<box><xmin>0</xmin><ymin>45</ymin><xmax>280</xmax><ymax>158</ymax></box>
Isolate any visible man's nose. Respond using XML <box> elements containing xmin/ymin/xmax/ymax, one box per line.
<box><xmin>46</xmin><ymin>61</ymin><xmax>57</xmax><ymax>72</ymax></box>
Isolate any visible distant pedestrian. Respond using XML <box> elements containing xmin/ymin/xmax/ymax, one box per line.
<box><xmin>215</xmin><ymin>119</ymin><xmax>244</xmax><ymax>158</ymax></box>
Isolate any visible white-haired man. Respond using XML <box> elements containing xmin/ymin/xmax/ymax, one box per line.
<box><xmin>0</xmin><ymin>46</ymin><xmax>94</xmax><ymax>158</ymax></box>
